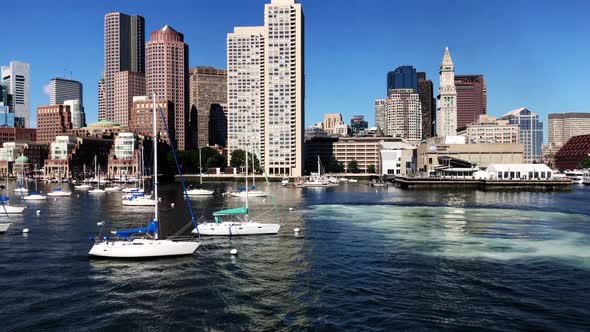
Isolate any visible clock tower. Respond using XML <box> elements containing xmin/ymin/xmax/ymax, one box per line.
<box><xmin>436</xmin><ymin>47</ymin><xmax>457</xmax><ymax>137</ymax></box>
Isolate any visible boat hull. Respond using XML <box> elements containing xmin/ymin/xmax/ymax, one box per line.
<box><xmin>24</xmin><ymin>194</ymin><xmax>47</xmax><ymax>200</ymax></box>
<box><xmin>0</xmin><ymin>223</ymin><xmax>10</xmax><ymax>233</ymax></box>
<box><xmin>122</xmin><ymin>198</ymin><xmax>156</xmax><ymax>206</ymax></box>
<box><xmin>195</xmin><ymin>222</ymin><xmax>280</xmax><ymax>236</ymax></box>
<box><xmin>0</xmin><ymin>205</ymin><xmax>26</xmax><ymax>213</ymax></box>
<box><xmin>47</xmin><ymin>191</ymin><xmax>72</xmax><ymax>197</ymax></box>
<box><xmin>187</xmin><ymin>189</ymin><xmax>214</xmax><ymax>196</ymax></box>
<box><xmin>88</xmin><ymin>239</ymin><xmax>200</xmax><ymax>258</ymax></box>
<box><xmin>230</xmin><ymin>191</ymin><xmax>268</xmax><ymax>197</ymax></box>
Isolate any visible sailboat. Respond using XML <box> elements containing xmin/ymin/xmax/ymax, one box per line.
<box><xmin>230</xmin><ymin>143</ymin><xmax>268</xmax><ymax>198</ymax></box>
<box><xmin>297</xmin><ymin>156</ymin><xmax>337</xmax><ymax>187</ymax></box>
<box><xmin>74</xmin><ymin>164</ymin><xmax>92</xmax><ymax>190</ymax></box>
<box><xmin>122</xmin><ymin>146</ymin><xmax>144</xmax><ymax>195</ymax></box>
<box><xmin>89</xmin><ymin>156</ymin><xmax>106</xmax><ymax>194</ymax></box>
<box><xmin>186</xmin><ymin>147</ymin><xmax>214</xmax><ymax>196</ymax></box>
<box><xmin>14</xmin><ymin>162</ymin><xmax>28</xmax><ymax>194</ymax></box>
<box><xmin>122</xmin><ymin>146</ymin><xmax>155</xmax><ymax>206</ymax></box>
<box><xmin>0</xmin><ymin>196</ymin><xmax>12</xmax><ymax>232</ymax></box>
<box><xmin>89</xmin><ymin>93</ymin><xmax>200</xmax><ymax>258</ymax></box>
<box><xmin>23</xmin><ymin>166</ymin><xmax>47</xmax><ymax>200</ymax></box>
<box><xmin>46</xmin><ymin>163</ymin><xmax>72</xmax><ymax>197</ymax></box>
<box><xmin>2</xmin><ymin>176</ymin><xmax>25</xmax><ymax>213</ymax></box>
<box><xmin>194</xmin><ymin>133</ymin><xmax>280</xmax><ymax>236</ymax></box>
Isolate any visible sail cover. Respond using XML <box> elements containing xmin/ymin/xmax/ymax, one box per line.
<box><xmin>115</xmin><ymin>221</ymin><xmax>158</xmax><ymax>238</ymax></box>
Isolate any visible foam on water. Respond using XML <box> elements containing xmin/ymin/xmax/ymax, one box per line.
<box><xmin>306</xmin><ymin>204</ymin><xmax>590</xmax><ymax>269</ymax></box>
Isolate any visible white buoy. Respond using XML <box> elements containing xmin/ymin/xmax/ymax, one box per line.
<box><xmin>97</xmin><ymin>221</ymin><xmax>104</xmax><ymax>226</ymax></box>
<box><xmin>77</xmin><ymin>195</ymin><xmax>80</xmax><ymax>197</ymax></box>
<box><xmin>23</xmin><ymin>228</ymin><xmax>29</xmax><ymax>234</ymax></box>
<box><xmin>294</xmin><ymin>228</ymin><xmax>300</xmax><ymax>233</ymax></box>
<box><xmin>54</xmin><ymin>198</ymin><xmax>57</xmax><ymax>201</ymax></box>
<box><xmin>158</xmin><ymin>198</ymin><xmax>162</xmax><ymax>202</ymax></box>
<box><xmin>263</xmin><ymin>199</ymin><xmax>266</xmax><ymax>203</ymax></box>
<box><xmin>230</xmin><ymin>248</ymin><xmax>238</xmax><ymax>255</ymax></box>
<box><xmin>289</xmin><ymin>207</ymin><xmax>293</xmax><ymax>211</ymax></box>
<box><xmin>36</xmin><ymin>210</ymin><xmax>41</xmax><ymax>215</ymax></box>
<box><xmin>171</xmin><ymin>203</ymin><xmax>175</xmax><ymax>208</ymax></box>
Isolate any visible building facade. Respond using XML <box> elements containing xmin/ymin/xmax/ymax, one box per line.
<box><xmin>36</xmin><ymin>105</ymin><xmax>72</xmax><ymax>144</ymax></box>
<box><xmin>499</xmin><ymin>107</ymin><xmax>543</xmax><ymax>163</ymax></box>
<box><xmin>64</xmin><ymin>99</ymin><xmax>86</xmax><ymax>129</ymax></box>
<box><xmin>455</xmin><ymin>75</ymin><xmax>487</xmax><ymax>129</ymax></box>
<box><xmin>384</xmin><ymin>89</ymin><xmax>422</xmax><ymax>140</ymax></box>
<box><xmin>146</xmin><ymin>25</ymin><xmax>189</xmax><ymax>150</ymax></box>
<box><xmin>209</xmin><ymin>103</ymin><xmax>227</xmax><ymax>148</ymax></box>
<box><xmin>0</xmin><ymin>128</ymin><xmax>36</xmax><ymax>144</ymax></box>
<box><xmin>436</xmin><ymin>47</ymin><xmax>457</xmax><ymax>137</ymax></box>
<box><xmin>548</xmin><ymin>113</ymin><xmax>590</xmax><ymax>149</ymax></box>
<box><xmin>102</xmin><ymin>12</ymin><xmax>145</xmax><ymax>122</ymax></box>
<box><xmin>323</xmin><ymin>114</ymin><xmax>345</xmax><ymax>136</ymax></box>
<box><xmin>374</xmin><ymin>99</ymin><xmax>386</xmax><ymax>131</ymax></box>
<box><xmin>417</xmin><ymin>72</ymin><xmax>435</xmax><ymax>138</ymax></box>
<box><xmin>380</xmin><ymin>142</ymin><xmax>417</xmax><ymax>176</ymax></box>
<box><xmin>304</xmin><ymin>136</ymin><xmax>337</xmax><ymax>174</ymax></box>
<box><xmin>0</xmin><ymin>105</ymin><xmax>15</xmax><ymax>127</ymax></box>
<box><xmin>350</xmin><ymin>115</ymin><xmax>368</xmax><ymax>135</ymax></box>
<box><xmin>113</xmin><ymin>71</ymin><xmax>145</xmax><ymax>127</ymax></box>
<box><xmin>49</xmin><ymin>78</ymin><xmax>83</xmax><ymax>106</ymax></box>
<box><xmin>44</xmin><ymin>136</ymin><xmax>113</xmax><ymax>178</ymax></box>
<box><xmin>188</xmin><ymin>66</ymin><xmax>227</xmax><ymax>148</ymax></box>
<box><xmin>387</xmin><ymin>65</ymin><xmax>417</xmax><ymax>94</ymax></box>
<box><xmin>333</xmin><ymin>137</ymin><xmax>403</xmax><ymax>173</ymax></box>
<box><xmin>462</xmin><ymin>114</ymin><xmax>519</xmax><ymax>144</ymax></box>
<box><xmin>554</xmin><ymin>134</ymin><xmax>590</xmax><ymax>170</ymax></box>
<box><xmin>128</xmin><ymin>97</ymin><xmax>175</xmax><ymax>144</ymax></box>
<box><xmin>1</xmin><ymin>61</ymin><xmax>30</xmax><ymax>127</ymax></box>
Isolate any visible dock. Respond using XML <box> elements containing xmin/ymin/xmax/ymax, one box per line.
<box><xmin>391</xmin><ymin>176</ymin><xmax>572</xmax><ymax>189</ymax></box>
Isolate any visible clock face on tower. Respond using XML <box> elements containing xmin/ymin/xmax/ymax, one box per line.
<box><xmin>443</xmin><ymin>73</ymin><xmax>451</xmax><ymax>84</ymax></box>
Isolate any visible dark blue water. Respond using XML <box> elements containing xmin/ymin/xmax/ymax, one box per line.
<box><xmin>1</xmin><ymin>181</ymin><xmax>589</xmax><ymax>331</ymax></box>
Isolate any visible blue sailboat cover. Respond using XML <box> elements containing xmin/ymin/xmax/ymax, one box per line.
<box><xmin>115</xmin><ymin>220</ymin><xmax>158</xmax><ymax>238</ymax></box>
<box><xmin>0</xmin><ymin>196</ymin><xmax>9</xmax><ymax>202</ymax></box>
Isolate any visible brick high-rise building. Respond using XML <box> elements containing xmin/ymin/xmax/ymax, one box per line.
<box><xmin>129</xmin><ymin>96</ymin><xmax>175</xmax><ymax>145</ymax></box>
<box><xmin>146</xmin><ymin>25</ymin><xmax>188</xmax><ymax>150</ymax></box>
<box><xmin>417</xmin><ymin>72</ymin><xmax>436</xmax><ymax>138</ymax></box>
<box><xmin>36</xmin><ymin>105</ymin><xmax>72</xmax><ymax>144</ymax></box>
<box><xmin>455</xmin><ymin>75</ymin><xmax>487</xmax><ymax>129</ymax></box>
<box><xmin>189</xmin><ymin>66</ymin><xmax>227</xmax><ymax>148</ymax></box>
<box><xmin>102</xmin><ymin>13</ymin><xmax>145</xmax><ymax>121</ymax></box>
<box><xmin>114</xmin><ymin>71</ymin><xmax>145</xmax><ymax>127</ymax></box>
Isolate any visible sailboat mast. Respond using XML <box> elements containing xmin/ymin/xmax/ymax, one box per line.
<box><xmin>251</xmin><ymin>143</ymin><xmax>255</xmax><ymax>188</ymax></box>
<box><xmin>199</xmin><ymin>147</ymin><xmax>202</xmax><ymax>185</ymax></box>
<box><xmin>245</xmin><ymin>117</ymin><xmax>249</xmax><ymax>210</ymax></box>
<box><xmin>152</xmin><ymin>93</ymin><xmax>159</xmax><ymax>239</ymax></box>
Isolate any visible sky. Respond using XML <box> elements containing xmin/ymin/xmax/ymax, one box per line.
<box><xmin>2</xmin><ymin>0</ymin><xmax>590</xmax><ymax>131</ymax></box>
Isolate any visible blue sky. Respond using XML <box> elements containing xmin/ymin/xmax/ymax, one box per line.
<box><xmin>2</xmin><ymin>0</ymin><xmax>589</xmax><ymax>129</ymax></box>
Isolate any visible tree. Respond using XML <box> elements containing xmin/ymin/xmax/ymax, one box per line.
<box><xmin>206</xmin><ymin>153</ymin><xmax>226</xmax><ymax>168</ymax></box>
<box><xmin>326</xmin><ymin>156</ymin><xmax>344</xmax><ymax>173</ymax></box>
<box><xmin>230</xmin><ymin>149</ymin><xmax>262</xmax><ymax>172</ymax></box>
<box><xmin>367</xmin><ymin>164</ymin><xmax>376</xmax><ymax>174</ymax></box>
<box><xmin>347</xmin><ymin>160</ymin><xmax>360</xmax><ymax>173</ymax></box>
<box><xmin>578</xmin><ymin>157</ymin><xmax>590</xmax><ymax>169</ymax></box>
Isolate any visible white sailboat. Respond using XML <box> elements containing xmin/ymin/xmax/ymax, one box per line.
<box><xmin>195</xmin><ymin>133</ymin><xmax>280</xmax><ymax>236</ymax></box>
<box><xmin>186</xmin><ymin>147</ymin><xmax>214</xmax><ymax>196</ymax></box>
<box><xmin>89</xmin><ymin>156</ymin><xmax>106</xmax><ymax>194</ymax></box>
<box><xmin>1</xmin><ymin>177</ymin><xmax>25</xmax><ymax>213</ymax></box>
<box><xmin>47</xmin><ymin>164</ymin><xmax>72</xmax><ymax>197</ymax></box>
<box><xmin>297</xmin><ymin>156</ymin><xmax>337</xmax><ymax>187</ymax></box>
<box><xmin>0</xmin><ymin>222</ymin><xmax>9</xmax><ymax>233</ymax></box>
<box><xmin>14</xmin><ymin>163</ymin><xmax>28</xmax><ymax>194</ymax></box>
<box><xmin>89</xmin><ymin>93</ymin><xmax>200</xmax><ymax>258</ymax></box>
<box><xmin>121</xmin><ymin>147</ymin><xmax>155</xmax><ymax>206</ymax></box>
<box><xmin>0</xmin><ymin>196</ymin><xmax>11</xmax><ymax>232</ymax></box>
<box><xmin>230</xmin><ymin>142</ymin><xmax>268</xmax><ymax>197</ymax></box>
<box><xmin>23</xmin><ymin>166</ymin><xmax>47</xmax><ymax>200</ymax></box>
<box><xmin>122</xmin><ymin>146</ymin><xmax>144</xmax><ymax>194</ymax></box>
<box><xmin>75</xmin><ymin>164</ymin><xmax>92</xmax><ymax>190</ymax></box>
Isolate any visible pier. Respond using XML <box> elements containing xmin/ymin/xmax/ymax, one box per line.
<box><xmin>390</xmin><ymin>176</ymin><xmax>572</xmax><ymax>189</ymax></box>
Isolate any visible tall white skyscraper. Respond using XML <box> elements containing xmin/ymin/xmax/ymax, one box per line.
<box><xmin>436</xmin><ymin>47</ymin><xmax>457</xmax><ymax>137</ymax></box>
<box><xmin>384</xmin><ymin>89</ymin><xmax>422</xmax><ymax>140</ymax></box>
<box><xmin>1</xmin><ymin>61</ymin><xmax>30</xmax><ymax>127</ymax></box>
<box><xmin>227</xmin><ymin>0</ymin><xmax>304</xmax><ymax>176</ymax></box>
<box><xmin>64</xmin><ymin>99</ymin><xmax>86</xmax><ymax>129</ymax></box>
<box><xmin>49</xmin><ymin>78</ymin><xmax>83</xmax><ymax>106</ymax></box>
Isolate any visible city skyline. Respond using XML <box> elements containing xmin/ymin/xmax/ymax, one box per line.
<box><xmin>2</xmin><ymin>0</ymin><xmax>590</xmax><ymax>133</ymax></box>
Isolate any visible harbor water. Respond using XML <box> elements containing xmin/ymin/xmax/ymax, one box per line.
<box><xmin>1</xmin><ymin>181</ymin><xmax>589</xmax><ymax>331</ymax></box>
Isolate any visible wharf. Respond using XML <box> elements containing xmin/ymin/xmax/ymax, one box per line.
<box><xmin>391</xmin><ymin>176</ymin><xmax>572</xmax><ymax>189</ymax></box>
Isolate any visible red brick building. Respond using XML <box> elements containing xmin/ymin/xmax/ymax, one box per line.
<box><xmin>554</xmin><ymin>134</ymin><xmax>590</xmax><ymax>170</ymax></box>
<box><xmin>455</xmin><ymin>75</ymin><xmax>487</xmax><ymax>129</ymax></box>
<box><xmin>129</xmin><ymin>98</ymin><xmax>175</xmax><ymax>145</ymax></box>
<box><xmin>114</xmin><ymin>71</ymin><xmax>146</xmax><ymax>127</ymax></box>
<box><xmin>0</xmin><ymin>128</ymin><xmax>37</xmax><ymax>144</ymax></box>
<box><xmin>36</xmin><ymin>105</ymin><xmax>72</xmax><ymax>144</ymax></box>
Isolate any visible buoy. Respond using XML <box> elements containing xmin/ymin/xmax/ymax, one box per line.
<box><xmin>97</xmin><ymin>221</ymin><xmax>104</xmax><ymax>226</ymax></box>
<box><xmin>54</xmin><ymin>198</ymin><xmax>57</xmax><ymax>201</ymax></box>
<box><xmin>263</xmin><ymin>199</ymin><xmax>266</xmax><ymax>203</ymax></box>
<box><xmin>230</xmin><ymin>248</ymin><xmax>238</xmax><ymax>255</ymax></box>
<box><xmin>23</xmin><ymin>228</ymin><xmax>29</xmax><ymax>234</ymax></box>
<box><xmin>294</xmin><ymin>228</ymin><xmax>300</xmax><ymax>233</ymax></box>
<box><xmin>158</xmin><ymin>198</ymin><xmax>162</xmax><ymax>202</ymax></box>
<box><xmin>36</xmin><ymin>210</ymin><xmax>41</xmax><ymax>215</ymax></box>
<box><xmin>171</xmin><ymin>203</ymin><xmax>175</xmax><ymax>208</ymax></box>
<box><xmin>289</xmin><ymin>207</ymin><xmax>293</xmax><ymax>211</ymax></box>
<box><xmin>77</xmin><ymin>195</ymin><xmax>80</xmax><ymax>197</ymax></box>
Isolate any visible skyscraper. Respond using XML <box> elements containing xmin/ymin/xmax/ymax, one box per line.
<box><xmin>113</xmin><ymin>71</ymin><xmax>145</xmax><ymax>127</ymax></box>
<box><xmin>417</xmin><ymin>72</ymin><xmax>435</xmax><ymax>138</ymax></box>
<box><xmin>384</xmin><ymin>89</ymin><xmax>422</xmax><ymax>140</ymax></box>
<box><xmin>102</xmin><ymin>12</ymin><xmax>145</xmax><ymax>121</ymax></box>
<box><xmin>209</xmin><ymin>103</ymin><xmax>228</xmax><ymax>148</ymax></box>
<box><xmin>350</xmin><ymin>115</ymin><xmax>368</xmax><ymax>135</ymax></box>
<box><xmin>98</xmin><ymin>73</ymin><xmax>106</xmax><ymax>121</ymax></box>
<box><xmin>500</xmin><ymin>108</ymin><xmax>543</xmax><ymax>163</ymax></box>
<box><xmin>436</xmin><ymin>47</ymin><xmax>457</xmax><ymax>137</ymax></box>
<box><xmin>387</xmin><ymin>65</ymin><xmax>417</xmax><ymax>94</ymax></box>
<box><xmin>227</xmin><ymin>0</ymin><xmax>305</xmax><ymax>177</ymax></box>
<box><xmin>374</xmin><ymin>99</ymin><xmax>386</xmax><ymax>131</ymax></box>
<box><xmin>146</xmin><ymin>25</ymin><xmax>189</xmax><ymax>149</ymax></box>
<box><xmin>49</xmin><ymin>78</ymin><xmax>83</xmax><ymax>106</ymax></box>
<box><xmin>548</xmin><ymin>112</ymin><xmax>590</xmax><ymax>148</ymax></box>
<box><xmin>36</xmin><ymin>105</ymin><xmax>72</xmax><ymax>144</ymax></box>
<box><xmin>1</xmin><ymin>61</ymin><xmax>30</xmax><ymax>127</ymax></box>
<box><xmin>64</xmin><ymin>99</ymin><xmax>86</xmax><ymax>129</ymax></box>
<box><xmin>455</xmin><ymin>75</ymin><xmax>487</xmax><ymax>128</ymax></box>
<box><xmin>189</xmin><ymin>66</ymin><xmax>227</xmax><ymax>148</ymax></box>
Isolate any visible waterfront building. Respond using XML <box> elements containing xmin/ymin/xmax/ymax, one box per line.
<box><xmin>0</xmin><ymin>141</ymin><xmax>48</xmax><ymax>176</ymax></box>
<box><xmin>323</xmin><ymin>114</ymin><xmax>345</xmax><ymax>136</ymax></box>
<box><xmin>334</xmin><ymin>136</ymin><xmax>403</xmax><ymax>173</ymax></box>
<box><xmin>304</xmin><ymin>136</ymin><xmax>337</xmax><ymax>174</ymax></box>
<box><xmin>499</xmin><ymin>108</ymin><xmax>543</xmax><ymax>163</ymax></box>
<box><xmin>107</xmin><ymin>132</ymin><xmax>141</xmax><ymax>178</ymax></box>
<box><xmin>49</xmin><ymin>78</ymin><xmax>83</xmax><ymax>106</ymax></box>
<box><xmin>387</xmin><ymin>65</ymin><xmax>417</xmax><ymax>94</ymax></box>
<box><xmin>417</xmin><ymin>137</ymin><xmax>524</xmax><ymax>173</ymax></box>
<box><xmin>374</xmin><ymin>99</ymin><xmax>386</xmax><ymax>131</ymax></box>
<box><xmin>417</xmin><ymin>72</ymin><xmax>436</xmax><ymax>138</ymax></box>
<box><xmin>485</xmin><ymin>164</ymin><xmax>554</xmax><ymax>180</ymax></box>
<box><xmin>1</xmin><ymin>61</ymin><xmax>30</xmax><ymax>127</ymax></box>
<box><xmin>146</xmin><ymin>25</ymin><xmax>189</xmax><ymax>150</ymax></box>
<box><xmin>113</xmin><ymin>71</ymin><xmax>145</xmax><ymax>127</ymax></box>
<box><xmin>209</xmin><ymin>103</ymin><xmax>227</xmax><ymax>148</ymax></box>
<box><xmin>227</xmin><ymin>26</ymin><xmax>265</xmax><ymax>163</ymax></box>
<box><xmin>436</xmin><ymin>47</ymin><xmax>457</xmax><ymax>137</ymax></box>
<box><xmin>189</xmin><ymin>66</ymin><xmax>227</xmax><ymax>148</ymax></box>
<box><xmin>379</xmin><ymin>141</ymin><xmax>417</xmax><ymax>176</ymax></box>
<box><xmin>454</xmin><ymin>75</ymin><xmax>487</xmax><ymax>129</ymax></box>
<box><xmin>44</xmin><ymin>135</ymin><xmax>113</xmax><ymax>178</ymax></box>
<box><xmin>128</xmin><ymin>96</ymin><xmax>175</xmax><ymax>144</ymax></box>
<box><xmin>63</xmin><ymin>99</ymin><xmax>86</xmax><ymax>129</ymax></box>
<box><xmin>68</xmin><ymin>120</ymin><xmax>125</xmax><ymax>140</ymax></box>
<box><xmin>0</xmin><ymin>105</ymin><xmax>15</xmax><ymax>127</ymax></box>
<box><xmin>548</xmin><ymin>113</ymin><xmax>590</xmax><ymax>149</ymax></box>
<box><xmin>36</xmin><ymin>105</ymin><xmax>72</xmax><ymax>144</ymax></box>
<box><xmin>102</xmin><ymin>12</ymin><xmax>145</xmax><ymax>121</ymax></box>
<box><xmin>351</xmin><ymin>115</ymin><xmax>368</xmax><ymax>135</ymax></box>
<box><xmin>0</xmin><ymin>128</ymin><xmax>36</xmax><ymax>144</ymax></box>
<box><xmin>384</xmin><ymin>89</ymin><xmax>422</xmax><ymax>141</ymax></box>
<box><xmin>554</xmin><ymin>134</ymin><xmax>590</xmax><ymax>170</ymax></box>
<box><xmin>461</xmin><ymin>115</ymin><xmax>519</xmax><ymax>144</ymax></box>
